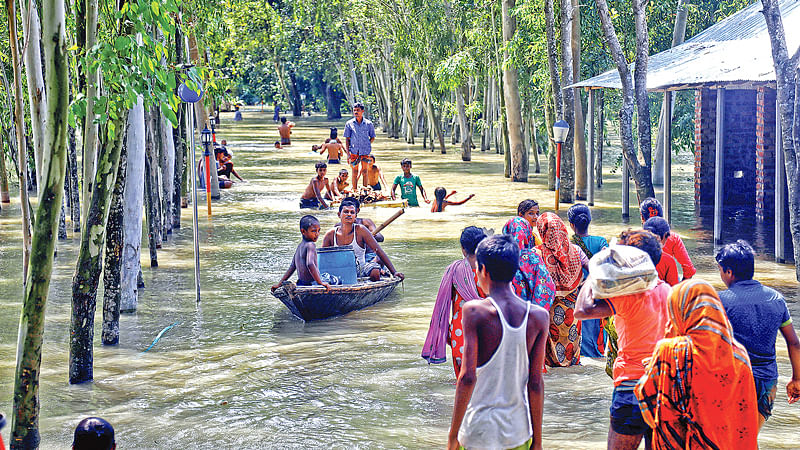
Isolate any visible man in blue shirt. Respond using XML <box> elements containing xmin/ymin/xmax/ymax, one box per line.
<box><xmin>343</xmin><ymin>102</ymin><xmax>376</xmax><ymax>189</ymax></box>
<box><xmin>716</xmin><ymin>240</ymin><xmax>800</xmax><ymax>431</ymax></box>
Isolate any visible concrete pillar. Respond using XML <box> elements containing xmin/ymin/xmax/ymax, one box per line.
<box><xmin>775</xmin><ymin>99</ymin><xmax>786</xmax><ymax>263</ymax></box>
<box><xmin>714</xmin><ymin>88</ymin><xmax>725</xmax><ymax>244</ymax></box>
<box><xmin>663</xmin><ymin>90</ymin><xmax>672</xmax><ymax>223</ymax></box>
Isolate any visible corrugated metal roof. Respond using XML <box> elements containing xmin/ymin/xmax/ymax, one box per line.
<box><xmin>570</xmin><ymin>0</ymin><xmax>800</xmax><ymax>91</ymax></box>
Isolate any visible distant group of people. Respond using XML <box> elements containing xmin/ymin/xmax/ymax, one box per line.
<box><xmin>197</xmin><ymin>138</ymin><xmax>244</xmax><ymax>190</ymax></box>
<box><xmin>423</xmin><ymin>196</ymin><xmax>800</xmax><ymax>450</ymax></box>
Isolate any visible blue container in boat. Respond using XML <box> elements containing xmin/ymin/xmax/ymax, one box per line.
<box><xmin>317</xmin><ymin>246</ymin><xmax>358</xmax><ymax>285</ymax></box>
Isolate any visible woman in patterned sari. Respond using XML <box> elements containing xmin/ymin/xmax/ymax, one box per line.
<box><xmin>536</xmin><ymin>212</ymin><xmax>587</xmax><ymax>367</ymax></box>
<box><xmin>635</xmin><ymin>280</ymin><xmax>759</xmax><ymax>449</ymax></box>
<box><xmin>502</xmin><ymin>217</ymin><xmax>556</xmax><ymax>311</ymax></box>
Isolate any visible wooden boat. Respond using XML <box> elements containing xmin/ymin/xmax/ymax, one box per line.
<box><xmin>272</xmin><ymin>276</ymin><xmax>403</xmax><ymax>321</ymax></box>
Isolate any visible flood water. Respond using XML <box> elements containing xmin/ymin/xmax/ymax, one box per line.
<box><xmin>1</xmin><ymin>108</ymin><xmax>798</xmax><ymax>449</ymax></box>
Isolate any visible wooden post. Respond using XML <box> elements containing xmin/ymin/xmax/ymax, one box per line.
<box><xmin>588</xmin><ymin>88</ymin><xmax>595</xmax><ymax>206</ymax></box>
<box><xmin>714</xmin><ymin>88</ymin><xmax>725</xmax><ymax>245</ymax></box>
<box><xmin>775</xmin><ymin>97</ymin><xmax>786</xmax><ymax>263</ymax></box>
<box><xmin>663</xmin><ymin>90</ymin><xmax>672</xmax><ymax>223</ymax></box>
<box><xmin>622</xmin><ymin>158</ymin><xmax>629</xmax><ymax>220</ymax></box>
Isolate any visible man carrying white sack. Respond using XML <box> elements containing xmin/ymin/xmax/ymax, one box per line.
<box><xmin>573</xmin><ymin>244</ymin><xmax>671</xmax><ymax>450</ymax></box>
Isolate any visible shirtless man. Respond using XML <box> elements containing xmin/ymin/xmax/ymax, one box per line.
<box><xmin>300</xmin><ymin>162</ymin><xmax>333</xmax><ymax>209</ymax></box>
<box><xmin>278</xmin><ymin>117</ymin><xmax>295</xmax><ymax>146</ymax></box>
<box><xmin>318</xmin><ymin>128</ymin><xmax>344</xmax><ymax>164</ymax></box>
<box><xmin>322</xmin><ymin>203</ymin><xmax>403</xmax><ymax>282</ymax></box>
<box><xmin>271</xmin><ymin>215</ymin><xmax>331</xmax><ymax>290</ymax></box>
<box><xmin>364</xmin><ymin>155</ymin><xmax>388</xmax><ymax>192</ymax></box>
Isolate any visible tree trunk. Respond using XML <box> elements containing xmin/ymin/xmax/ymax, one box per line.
<box><xmin>560</xmin><ymin>0</ymin><xmax>575</xmax><ymax>203</ymax></box>
<box><xmin>423</xmin><ymin>78</ymin><xmax>446</xmax><ymax>154</ymax></box>
<box><xmin>0</xmin><ymin>138</ymin><xmax>10</xmax><ymax>202</ymax></box>
<box><xmin>545</xmin><ymin>0</ymin><xmax>562</xmax><ymax>118</ymax></box>
<box><xmin>11</xmin><ymin>0</ymin><xmax>69</xmax><ymax>442</ymax></box>
<box><xmin>69</xmin><ymin>113</ymin><xmax>127</xmax><ymax>385</ymax></box>
<box><xmin>633</xmin><ymin>0</ymin><xmax>653</xmax><ymax>172</ymax></box>
<box><xmin>20</xmin><ymin>0</ymin><xmax>47</xmax><ymax>188</ymax></box>
<box><xmin>121</xmin><ymin>98</ymin><xmax>145</xmax><ymax>312</ymax></box>
<box><xmin>160</xmin><ymin>114</ymin><xmax>174</xmax><ymax>237</ymax></box>
<box><xmin>6</xmin><ymin>0</ymin><xmax>33</xmax><ymax>281</ymax></box>
<box><xmin>68</xmin><ymin>126</ymin><xmax>81</xmax><ymax>230</ymax></box>
<box><xmin>102</xmin><ymin>131</ymin><xmax>126</xmax><ymax>345</ymax></box>
<box><xmin>653</xmin><ymin>0</ymin><xmax>687</xmax><ymax>185</ymax></box>
<box><xmin>595</xmin><ymin>0</ymin><xmax>655</xmax><ymax>200</ymax></box>
<box><xmin>572</xmin><ymin>0</ymin><xmax>587</xmax><ymax>199</ymax></box>
<box><xmin>144</xmin><ymin>109</ymin><xmax>160</xmax><ymax>267</ymax></box>
<box><xmin>455</xmin><ymin>86</ymin><xmax>472</xmax><ymax>161</ymax></box>
<box><xmin>173</xmin><ymin>103</ymin><xmax>185</xmax><ymax>227</ymax></box>
<box><xmin>762</xmin><ymin>0</ymin><xmax>800</xmax><ymax>279</ymax></box>
<box><xmin>274</xmin><ymin>59</ymin><xmax>295</xmax><ymax>113</ymax></box>
<box><xmin>81</xmin><ymin>0</ymin><xmax>99</xmax><ymax>226</ymax></box>
<box><xmin>545</xmin><ymin>88</ymin><xmax>556</xmax><ymax>190</ymax></box>
<box><xmin>530</xmin><ymin>113</ymin><xmax>541</xmax><ymax>174</ymax></box>
<box><xmin>501</xmin><ymin>0</ymin><xmax>527</xmax><ymax>181</ymax></box>
<box><xmin>288</xmin><ymin>71</ymin><xmax>302</xmax><ymax>116</ymax></box>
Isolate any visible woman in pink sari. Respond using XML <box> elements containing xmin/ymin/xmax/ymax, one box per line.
<box><xmin>422</xmin><ymin>227</ymin><xmax>486</xmax><ymax>375</ymax></box>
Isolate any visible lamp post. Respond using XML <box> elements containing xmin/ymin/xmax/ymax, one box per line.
<box><xmin>553</xmin><ymin>120</ymin><xmax>570</xmax><ymax>211</ymax></box>
<box><xmin>201</xmin><ymin>127</ymin><xmax>213</xmax><ymax>216</ymax></box>
<box><xmin>210</xmin><ymin>116</ymin><xmax>216</xmax><ymax>144</ymax></box>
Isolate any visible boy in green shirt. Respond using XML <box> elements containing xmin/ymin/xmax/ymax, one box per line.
<box><xmin>391</xmin><ymin>158</ymin><xmax>430</xmax><ymax>207</ymax></box>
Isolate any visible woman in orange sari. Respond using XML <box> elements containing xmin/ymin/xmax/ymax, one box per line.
<box><xmin>635</xmin><ymin>280</ymin><xmax>759</xmax><ymax>449</ymax></box>
<box><xmin>537</xmin><ymin>212</ymin><xmax>587</xmax><ymax>367</ymax></box>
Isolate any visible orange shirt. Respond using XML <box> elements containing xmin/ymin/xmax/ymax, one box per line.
<box><xmin>606</xmin><ymin>281</ymin><xmax>671</xmax><ymax>386</ymax></box>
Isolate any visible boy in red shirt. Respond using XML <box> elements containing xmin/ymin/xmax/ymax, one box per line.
<box><xmin>639</xmin><ymin>197</ymin><xmax>695</xmax><ymax>279</ymax></box>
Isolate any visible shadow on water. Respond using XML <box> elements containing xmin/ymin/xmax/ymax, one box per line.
<box><xmin>0</xmin><ymin>108</ymin><xmax>797</xmax><ymax>449</ymax></box>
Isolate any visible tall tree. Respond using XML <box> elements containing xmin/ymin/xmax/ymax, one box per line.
<box><xmin>762</xmin><ymin>0</ymin><xmax>800</xmax><ymax>279</ymax></box>
<box><xmin>571</xmin><ymin>0</ymin><xmax>587</xmax><ymax>199</ymax></box>
<box><xmin>560</xmin><ymin>0</ymin><xmax>575</xmax><ymax>203</ymax></box>
<box><xmin>20</xmin><ymin>0</ymin><xmax>47</xmax><ymax>187</ymax></box>
<box><xmin>501</xmin><ymin>0</ymin><xmax>528</xmax><ymax>182</ymax></box>
<box><xmin>594</xmin><ymin>0</ymin><xmax>655</xmax><ymax>200</ymax></box>
<box><xmin>10</xmin><ymin>0</ymin><xmax>69</xmax><ymax>442</ymax></box>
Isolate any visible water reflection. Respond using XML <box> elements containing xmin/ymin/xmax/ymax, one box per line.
<box><xmin>0</xmin><ymin>108</ymin><xmax>797</xmax><ymax>448</ymax></box>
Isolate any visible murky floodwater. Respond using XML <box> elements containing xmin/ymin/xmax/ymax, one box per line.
<box><xmin>1</xmin><ymin>108</ymin><xmax>798</xmax><ymax>449</ymax></box>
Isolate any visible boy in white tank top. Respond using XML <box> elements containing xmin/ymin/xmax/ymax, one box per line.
<box><xmin>448</xmin><ymin>235</ymin><xmax>550</xmax><ymax>450</ymax></box>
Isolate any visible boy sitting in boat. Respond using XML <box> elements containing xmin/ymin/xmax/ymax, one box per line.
<box><xmin>272</xmin><ymin>215</ymin><xmax>331</xmax><ymax>291</ymax></box>
<box><xmin>322</xmin><ymin>202</ymin><xmax>404</xmax><ymax>282</ymax></box>
<box><xmin>300</xmin><ymin>162</ymin><xmax>333</xmax><ymax>209</ymax></box>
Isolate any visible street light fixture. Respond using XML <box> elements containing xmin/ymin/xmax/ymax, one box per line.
<box><xmin>201</xmin><ymin>127</ymin><xmax>213</xmax><ymax>216</ymax></box>
<box><xmin>552</xmin><ymin>120</ymin><xmax>570</xmax><ymax>211</ymax></box>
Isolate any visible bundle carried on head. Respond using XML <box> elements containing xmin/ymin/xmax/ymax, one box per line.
<box><xmin>589</xmin><ymin>245</ymin><xmax>657</xmax><ymax>298</ymax></box>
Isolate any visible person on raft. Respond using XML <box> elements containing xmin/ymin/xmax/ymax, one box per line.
<box><xmin>364</xmin><ymin>155</ymin><xmax>388</xmax><ymax>192</ymax></box>
<box><xmin>272</xmin><ymin>215</ymin><xmax>331</xmax><ymax>291</ymax></box>
<box><xmin>300</xmin><ymin>162</ymin><xmax>333</xmax><ymax>209</ymax></box>
<box><xmin>322</xmin><ymin>202</ymin><xmax>404</xmax><ymax>282</ymax></box>
<box><xmin>431</xmin><ymin>187</ymin><xmax>474</xmax><ymax>212</ymax></box>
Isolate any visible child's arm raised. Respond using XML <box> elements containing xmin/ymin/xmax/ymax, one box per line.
<box><xmin>447</xmin><ymin>194</ymin><xmax>475</xmax><ymax>206</ymax></box>
<box><xmin>447</xmin><ymin>302</ymin><xmax>483</xmax><ymax>450</ymax></box>
<box><xmin>306</xmin><ymin>245</ymin><xmax>331</xmax><ymax>291</ymax></box>
<box><xmin>527</xmin><ymin>308</ymin><xmax>550</xmax><ymax>450</ymax></box>
<box><xmin>780</xmin><ymin>323</ymin><xmax>800</xmax><ymax>403</ymax></box>
<box><xmin>272</xmin><ymin>259</ymin><xmax>297</xmax><ymax>291</ymax></box>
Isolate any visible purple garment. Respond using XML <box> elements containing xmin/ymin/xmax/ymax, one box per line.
<box><xmin>422</xmin><ymin>258</ymin><xmax>481</xmax><ymax>364</ymax></box>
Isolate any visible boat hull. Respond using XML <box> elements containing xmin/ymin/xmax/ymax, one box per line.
<box><xmin>272</xmin><ymin>277</ymin><xmax>402</xmax><ymax>321</ymax></box>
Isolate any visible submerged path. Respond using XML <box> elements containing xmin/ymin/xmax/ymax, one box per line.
<box><xmin>0</xmin><ymin>107</ymin><xmax>798</xmax><ymax>448</ymax></box>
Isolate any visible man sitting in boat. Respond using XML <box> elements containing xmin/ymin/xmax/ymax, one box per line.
<box><xmin>322</xmin><ymin>202</ymin><xmax>404</xmax><ymax>282</ymax></box>
<box><xmin>334</xmin><ymin>197</ymin><xmax>384</xmax><ymax>266</ymax></box>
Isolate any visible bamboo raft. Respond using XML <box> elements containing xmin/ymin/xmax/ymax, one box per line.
<box><xmin>272</xmin><ymin>276</ymin><xmax>403</xmax><ymax>321</ymax></box>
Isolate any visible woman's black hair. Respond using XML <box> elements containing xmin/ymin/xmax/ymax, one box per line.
<box><xmin>434</xmin><ymin>187</ymin><xmax>446</xmax><ymax>212</ymax></box>
<box><xmin>460</xmin><ymin>226</ymin><xmax>487</xmax><ymax>256</ymax></box>
<box><xmin>330</xmin><ymin>127</ymin><xmax>338</xmax><ymax>139</ymax></box>
<box><xmin>567</xmin><ymin>203</ymin><xmax>592</xmax><ymax>234</ymax></box>
<box><xmin>643</xmin><ymin>216</ymin><xmax>671</xmax><ymax>239</ymax></box>
<box><xmin>517</xmin><ymin>199</ymin><xmax>539</xmax><ymax>217</ymax></box>
<box><xmin>640</xmin><ymin>197</ymin><xmax>663</xmax><ymax>222</ymax></box>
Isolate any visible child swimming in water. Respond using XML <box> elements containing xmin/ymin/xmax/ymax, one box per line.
<box><xmin>431</xmin><ymin>187</ymin><xmax>475</xmax><ymax>212</ymax></box>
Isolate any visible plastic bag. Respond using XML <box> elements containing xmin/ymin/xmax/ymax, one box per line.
<box><xmin>589</xmin><ymin>245</ymin><xmax>657</xmax><ymax>298</ymax></box>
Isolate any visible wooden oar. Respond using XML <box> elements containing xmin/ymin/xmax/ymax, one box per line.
<box><xmin>373</xmin><ymin>208</ymin><xmax>405</xmax><ymax>236</ymax></box>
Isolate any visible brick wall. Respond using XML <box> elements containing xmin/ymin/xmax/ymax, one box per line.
<box><xmin>694</xmin><ymin>89</ymin><xmax>717</xmax><ymax>209</ymax></box>
<box><xmin>723</xmin><ymin>89</ymin><xmax>757</xmax><ymax>208</ymax></box>
<box><xmin>756</xmin><ymin>87</ymin><xmax>777</xmax><ymax>222</ymax></box>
